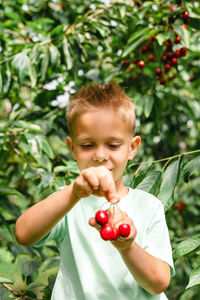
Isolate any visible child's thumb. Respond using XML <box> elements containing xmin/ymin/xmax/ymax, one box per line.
<box><xmin>106</xmin><ymin>192</ymin><xmax>120</xmax><ymax>204</ymax></box>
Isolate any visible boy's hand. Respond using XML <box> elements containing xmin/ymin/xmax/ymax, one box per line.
<box><xmin>89</xmin><ymin>206</ymin><xmax>137</xmax><ymax>251</ymax></box>
<box><xmin>72</xmin><ymin>166</ymin><xmax>120</xmax><ymax>204</ymax></box>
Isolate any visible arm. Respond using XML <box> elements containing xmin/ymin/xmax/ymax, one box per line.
<box><xmin>89</xmin><ymin>206</ymin><xmax>171</xmax><ymax>295</ymax></box>
<box><xmin>119</xmin><ymin>241</ymin><xmax>171</xmax><ymax>295</ymax></box>
<box><xmin>15</xmin><ymin>166</ymin><xmax>119</xmax><ymax>246</ymax></box>
<box><xmin>15</xmin><ymin>183</ymin><xmax>78</xmax><ymax>246</ymax></box>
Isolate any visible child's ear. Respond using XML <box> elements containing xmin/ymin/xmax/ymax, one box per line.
<box><xmin>128</xmin><ymin>136</ymin><xmax>141</xmax><ymax>160</ymax></box>
<box><xmin>66</xmin><ymin>136</ymin><xmax>76</xmax><ymax>160</ymax></box>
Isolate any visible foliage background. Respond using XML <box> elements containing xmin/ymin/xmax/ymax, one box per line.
<box><xmin>0</xmin><ymin>0</ymin><xmax>200</xmax><ymax>299</ymax></box>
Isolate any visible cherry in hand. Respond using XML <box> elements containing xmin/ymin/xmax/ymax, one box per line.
<box><xmin>95</xmin><ymin>209</ymin><xmax>131</xmax><ymax>241</ymax></box>
<box><xmin>100</xmin><ymin>224</ymin><xmax>114</xmax><ymax>241</ymax></box>
<box><xmin>95</xmin><ymin>210</ymin><xmax>109</xmax><ymax>226</ymax></box>
<box><xmin>118</xmin><ymin>224</ymin><xmax>131</xmax><ymax>238</ymax></box>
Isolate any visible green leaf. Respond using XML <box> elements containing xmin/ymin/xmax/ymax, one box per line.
<box><xmin>39</xmin><ymin>172</ymin><xmax>54</xmax><ymax>189</ymax></box>
<box><xmin>173</xmin><ymin>24</ymin><xmax>191</xmax><ymax>48</ymax></box>
<box><xmin>11</xmin><ymin>53</ymin><xmax>30</xmax><ymax>84</ymax></box>
<box><xmin>29</xmin><ymin>62</ymin><xmax>37</xmax><ymax>88</ymax></box>
<box><xmin>157</xmin><ymin>160</ymin><xmax>180</xmax><ymax>211</ymax></box>
<box><xmin>17</xmin><ymin>255</ymin><xmax>42</xmax><ymax>277</ymax></box>
<box><xmin>0</xmin><ymin>285</ymin><xmax>11</xmax><ymax>300</ymax></box>
<box><xmin>189</xmin><ymin>18</ymin><xmax>200</xmax><ymax>30</ymax></box>
<box><xmin>182</xmin><ymin>156</ymin><xmax>200</xmax><ymax>182</ymax></box>
<box><xmin>41</xmin><ymin>257</ymin><xmax>60</xmax><ymax>271</ymax></box>
<box><xmin>173</xmin><ymin>234</ymin><xmax>200</xmax><ymax>260</ymax></box>
<box><xmin>156</xmin><ymin>32</ymin><xmax>171</xmax><ymax>46</ymax></box>
<box><xmin>1</xmin><ymin>63</ymin><xmax>11</xmax><ymax>94</ymax></box>
<box><xmin>186</xmin><ymin>4</ymin><xmax>200</xmax><ymax>19</ymax></box>
<box><xmin>40</xmin><ymin>46</ymin><xmax>49</xmax><ymax>81</ymax></box>
<box><xmin>63</xmin><ymin>38</ymin><xmax>73</xmax><ymax>70</ymax></box>
<box><xmin>0</xmin><ymin>186</ymin><xmax>21</xmax><ymax>196</ymax></box>
<box><xmin>13</xmin><ymin>121</ymin><xmax>43</xmax><ymax>132</ymax></box>
<box><xmin>53</xmin><ymin>164</ymin><xmax>80</xmax><ymax>174</ymax></box>
<box><xmin>50</xmin><ymin>24</ymin><xmax>64</xmax><ymax>37</ymax></box>
<box><xmin>143</xmin><ymin>95</ymin><xmax>154</xmax><ymax>118</ymax></box>
<box><xmin>41</xmin><ymin>139</ymin><xmax>54</xmax><ymax>159</ymax></box>
<box><xmin>49</xmin><ymin>44</ymin><xmax>61</xmax><ymax>67</ymax></box>
<box><xmin>0</xmin><ymin>276</ymin><xmax>14</xmax><ymax>284</ymax></box>
<box><xmin>123</xmin><ymin>173</ymin><xmax>135</xmax><ymax>188</ymax></box>
<box><xmin>0</xmin><ymin>70</ymin><xmax>2</xmax><ymax>95</ymax></box>
<box><xmin>127</xmin><ymin>28</ymin><xmax>150</xmax><ymax>45</ymax></box>
<box><xmin>24</xmin><ymin>167</ymin><xmax>45</xmax><ymax>179</ymax></box>
<box><xmin>122</xmin><ymin>29</ymin><xmax>159</xmax><ymax>57</ymax></box>
<box><xmin>137</xmin><ymin>171</ymin><xmax>162</xmax><ymax>195</ymax></box>
<box><xmin>186</xmin><ymin>264</ymin><xmax>200</xmax><ymax>289</ymax></box>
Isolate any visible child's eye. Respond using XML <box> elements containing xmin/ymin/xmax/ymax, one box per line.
<box><xmin>80</xmin><ymin>144</ymin><xmax>93</xmax><ymax>149</ymax></box>
<box><xmin>108</xmin><ymin>144</ymin><xmax>121</xmax><ymax>149</ymax></box>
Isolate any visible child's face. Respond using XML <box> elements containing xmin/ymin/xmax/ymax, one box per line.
<box><xmin>67</xmin><ymin>108</ymin><xmax>141</xmax><ymax>193</ymax></box>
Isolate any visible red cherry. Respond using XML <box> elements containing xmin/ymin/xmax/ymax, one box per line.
<box><xmin>165</xmin><ymin>64</ymin><xmax>171</xmax><ymax>72</ymax></box>
<box><xmin>141</xmin><ymin>46</ymin><xmax>149</xmax><ymax>54</ymax></box>
<box><xmin>181</xmin><ymin>24</ymin><xmax>187</xmax><ymax>29</ymax></box>
<box><xmin>171</xmin><ymin>57</ymin><xmax>178</xmax><ymax>65</ymax></box>
<box><xmin>150</xmin><ymin>35</ymin><xmax>155</xmax><ymax>42</ymax></box>
<box><xmin>168</xmin><ymin>5</ymin><xmax>176</xmax><ymax>11</ymax></box>
<box><xmin>95</xmin><ymin>210</ymin><xmax>109</xmax><ymax>226</ymax></box>
<box><xmin>111</xmin><ymin>227</ymin><xmax>119</xmax><ymax>240</ymax></box>
<box><xmin>118</xmin><ymin>224</ymin><xmax>131</xmax><ymax>238</ymax></box>
<box><xmin>138</xmin><ymin>60</ymin><xmax>145</xmax><ymax>68</ymax></box>
<box><xmin>175</xmin><ymin>49</ymin><xmax>181</xmax><ymax>58</ymax></box>
<box><xmin>148</xmin><ymin>54</ymin><xmax>154</xmax><ymax>61</ymax></box>
<box><xmin>160</xmin><ymin>78</ymin><xmax>166</xmax><ymax>85</ymax></box>
<box><xmin>100</xmin><ymin>224</ymin><xmax>114</xmax><ymax>241</ymax></box>
<box><xmin>165</xmin><ymin>39</ymin><xmax>173</xmax><ymax>49</ymax></box>
<box><xmin>175</xmin><ymin>36</ymin><xmax>181</xmax><ymax>43</ymax></box>
<box><xmin>162</xmin><ymin>55</ymin><xmax>167</xmax><ymax>62</ymax></box>
<box><xmin>182</xmin><ymin>11</ymin><xmax>189</xmax><ymax>19</ymax></box>
<box><xmin>180</xmin><ymin>47</ymin><xmax>187</xmax><ymax>57</ymax></box>
<box><xmin>155</xmin><ymin>68</ymin><xmax>162</xmax><ymax>76</ymax></box>
<box><xmin>166</xmin><ymin>52</ymin><xmax>174</xmax><ymax>60</ymax></box>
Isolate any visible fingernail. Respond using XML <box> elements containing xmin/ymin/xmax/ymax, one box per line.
<box><xmin>111</xmin><ymin>198</ymin><xmax>119</xmax><ymax>204</ymax></box>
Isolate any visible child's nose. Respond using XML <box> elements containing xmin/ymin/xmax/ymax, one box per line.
<box><xmin>93</xmin><ymin>147</ymin><xmax>109</xmax><ymax>162</ymax></box>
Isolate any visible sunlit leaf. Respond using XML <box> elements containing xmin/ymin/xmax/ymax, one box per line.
<box><xmin>186</xmin><ymin>265</ymin><xmax>200</xmax><ymax>289</ymax></box>
<box><xmin>182</xmin><ymin>156</ymin><xmax>200</xmax><ymax>182</ymax></box>
<box><xmin>41</xmin><ymin>257</ymin><xmax>60</xmax><ymax>271</ymax></box>
<box><xmin>41</xmin><ymin>46</ymin><xmax>49</xmax><ymax>81</ymax></box>
<box><xmin>0</xmin><ymin>186</ymin><xmax>21</xmax><ymax>196</ymax></box>
<box><xmin>63</xmin><ymin>38</ymin><xmax>73</xmax><ymax>70</ymax></box>
<box><xmin>158</xmin><ymin>160</ymin><xmax>180</xmax><ymax>211</ymax></box>
<box><xmin>17</xmin><ymin>255</ymin><xmax>42</xmax><ymax>277</ymax></box>
<box><xmin>49</xmin><ymin>44</ymin><xmax>61</xmax><ymax>67</ymax></box>
<box><xmin>173</xmin><ymin>24</ymin><xmax>191</xmax><ymax>48</ymax></box>
<box><xmin>137</xmin><ymin>170</ymin><xmax>162</xmax><ymax>195</ymax></box>
<box><xmin>173</xmin><ymin>234</ymin><xmax>200</xmax><ymax>259</ymax></box>
<box><xmin>143</xmin><ymin>95</ymin><xmax>154</xmax><ymax>118</ymax></box>
<box><xmin>0</xmin><ymin>276</ymin><xmax>14</xmax><ymax>284</ymax></box>
<box><xmin>11</xmin><ymin>53</ymin><xmax>30</xmax><ymax>84</ymax></box>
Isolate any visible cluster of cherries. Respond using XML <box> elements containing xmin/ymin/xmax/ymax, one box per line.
<box><xmin>95</xmin><ymin>209</ymin><xmax>130</xmax><ymax>241</ymax></box>
<box><xmin>122</xmin><ymin>6</ymin><xmax>190</xmax><ymax>85</ymax></box>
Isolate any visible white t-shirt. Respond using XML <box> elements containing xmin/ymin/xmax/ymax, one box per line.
<box><xmin>35</xmin><ymin>188</ymin><xmax>175</xmax><ymax>300</ymax></box>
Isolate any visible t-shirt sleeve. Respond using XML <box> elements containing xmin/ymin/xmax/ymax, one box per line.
<box><xmin>34</xmin><ymin>216</ymin><xmax>67</xmax><ymax>247</ymax></box>
<box><xmin>143</xmin><ymin>201</ymin><xmax>175</xmax><ymax>277</ymax></box>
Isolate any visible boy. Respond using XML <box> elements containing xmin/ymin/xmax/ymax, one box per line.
<box><xmin>15</xmin><ymin>81</ymin><xmax>174</xmax><ymax>300</ymax></box>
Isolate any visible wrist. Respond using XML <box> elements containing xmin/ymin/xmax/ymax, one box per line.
<box><xmin>70</xmin><ymin>182</ymin><xmax>81</xmax><ymax>203</ymax></box>
<box><xmin>118</xmin><ymin>239</ymin><xmax>136</xmax><ymax>255</ymax></box>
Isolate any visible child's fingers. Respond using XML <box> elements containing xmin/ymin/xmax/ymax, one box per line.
<box><xmin>82</xmin><ymin>169</ymin><xmax>99</xmax><ymax>190</ymax></box>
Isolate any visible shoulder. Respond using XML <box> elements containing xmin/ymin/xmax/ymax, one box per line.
<box><xmin>123</xmin><ymin>188</ymin><xmax>165</xmax><ymax>225</ymax></box>
<box><xmin>128</xmin><ymin>187</ymin><xmax>162</xmax><ymax>208</ymax></box>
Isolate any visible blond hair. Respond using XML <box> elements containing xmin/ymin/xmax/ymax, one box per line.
<box><xmin>66</xmin><ymin>81</ymin><xmax>135</xmax><ymax>136</ymax></box>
